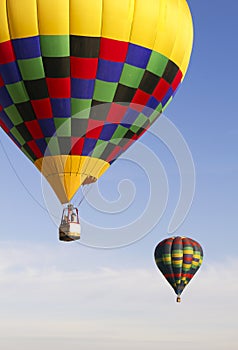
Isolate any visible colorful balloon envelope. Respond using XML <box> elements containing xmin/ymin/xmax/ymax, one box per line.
<box><xmin>0</xmin><ymin>0</ymin><xmax>193</xmax><ymax>203</ymax></box>
<box><xmin>154</xmin><ymin>236</ymin><xmax>203</xmax><ymax>302</ymax></box>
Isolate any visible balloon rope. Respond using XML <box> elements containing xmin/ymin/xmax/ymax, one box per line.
<box><xmin>76</xmin><ymin>151</ymin><xmax>107</xmax><ymax>208</ymax></box>
<box><xmin>77</xmin><ymin>184</ymin><xmax>93</xmax><ymax>207</ymax></box>
<box><xmin>0</xmin><ymin>137</ymin><xmax>100</xmax><ymax>211</ymax></box>
<box><xmin>0</xmin><ymin>139</ymin><xmax>48</xmax><ymax>213</ymax></box>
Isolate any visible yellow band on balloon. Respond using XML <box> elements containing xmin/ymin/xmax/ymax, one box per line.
<box><xmin>37</xmin><ymin>0</ymin><xmax>70</xmax><ymax>35</ymax></box>
<box><xmin>1</xmin><ymin>0</ymin><xmax>193</xmax><ymax>75</ymax></box>
<box><xmin>35</xmin><ymin>155</ymin><xmax>110</xmax><ymax>204</ymax></box>
<box><xmin>0</xmin><ymin>0</ymin><xmax>10</xmax><ymax>42</ymax></box>
<box><xmin>5</xmin><ymin>0</ymin><xmax>39</xmax><ymax>39</ymax></box>
<box><xmin>70</xmin><ymin>0</ymin><xmax>103</xmax><ymax>37</ymax></box>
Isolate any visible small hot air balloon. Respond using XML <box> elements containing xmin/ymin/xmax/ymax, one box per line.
<box><xmin>154</xmin><ymin>236</ymin><xmax>203</xmax><ymax>302</ymax></box>
<box><xmin>0</xmin><ymin>0</ymin><xmax>193</xmax><ymax>241</ymax></box>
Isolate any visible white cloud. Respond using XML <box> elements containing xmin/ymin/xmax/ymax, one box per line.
<box><xmin>0</xmin><ymin>242</ymin><xmax>237</xmax><ymax>350</ymax></box>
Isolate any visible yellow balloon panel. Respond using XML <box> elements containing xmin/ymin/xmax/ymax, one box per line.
<box><xmin>101</xmin><ymin>0</ymin><xmax>135</xmax><ymax>42</ymax></box>
<box><xmin>6</xmin><ymin>0</ymin><xmax>39</xmax><ymax>39</ymax></box>
<box><xmin>0</xmin><ymin>0</ymin><xmax>10</xmax><ymax>42</ymax></box>
<box><xmin>130</xmin><ymin>0</ymin><xmax>161</xmax><ymax>49</ymax></box>
<box><xmin>149</xmin><ymin>0</ymin><xmax>193</xmax><ymax>74</ymax></box>
<box><xmin>35</xmin><ymin>156</ymin><xmax>110</xmax><ymax>203</ymax></box>
<box><xmin>37</xmin><ymin>0</ymin><xmax>69</xmax><ymax>35</ymax></box>
<box><xmin>63</xmin><ymin>173</ymin><xmax>88</xmax><ymax>202</ymax></box>
<box><xmin>70</xmin><ymin>0</ymin><xmax>103</xmax><ymax>36</ymax></box>
<box><xmin>152</xmin><ymin>0</ymin><xmax>180</xmax><ymax>57</ymax></box>
<box><xmin>179</xmin><ymin>1</ymin><xmax>194</xmax><ymax>75</ymax></box>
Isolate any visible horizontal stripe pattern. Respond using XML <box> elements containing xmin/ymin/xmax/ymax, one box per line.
<box><xmin>154</xmin><ymin>236</ymin><xmax>203</xmax><ymax>297</ymax></box>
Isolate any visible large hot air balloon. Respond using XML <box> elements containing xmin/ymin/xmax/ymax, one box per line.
<box><xmin>154</xmin><ymin>236</ymin><xmax>203</xmax><ymax>302</ymax></box>
<box><xmin>0</xmin><ymin>0</ymin><xmax>193</xmax><ymax>239</ymax></box>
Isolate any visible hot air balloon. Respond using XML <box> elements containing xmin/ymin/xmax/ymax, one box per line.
<box><xmin>0</xmin><ymin>0</ymin><xmax>193</xmax><ymax>241</ymax></box>
<box><xmin>154</xmin><ymin>236</ymin><xmax>203</xmax><ymax>302</ymax></box>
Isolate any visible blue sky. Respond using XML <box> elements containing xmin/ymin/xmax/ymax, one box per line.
<box><xmin>0</xmin><ymin>1</ymin><xmax>238</xmax><ymax>349</ymax></box>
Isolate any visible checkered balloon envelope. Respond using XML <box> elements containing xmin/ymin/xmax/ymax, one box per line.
<box><xmin>0</xmin><ymin>0</ymin><xmax>193</xmax><ymax>204</ymax></box>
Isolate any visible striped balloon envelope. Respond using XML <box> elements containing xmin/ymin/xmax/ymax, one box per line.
<box><xmin>0</xmin><ymin>0</ymin><xmax>193</xmax><ymax>203</ymax></box>
<box><xmin>154</xmin><ymin>236</ymin><xmax>203</xmax><ymax>302</ymax></box>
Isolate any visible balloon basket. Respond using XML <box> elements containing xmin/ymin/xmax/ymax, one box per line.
<box><xmin>59</xmin><ymin>204</ymin><xmax>81</xmax><ymax>242</ymax></box>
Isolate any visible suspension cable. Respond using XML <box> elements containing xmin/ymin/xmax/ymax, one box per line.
<box><xmin>0</xmin><ymin>138</ymin><xmax>48</xmax><ymax>213</ymax></box>
<box><xmin>0</xmin><ymin>137</ymin><xmax>96</xmax><ymax>212</ymax></box>
<box><xmin>77</xmin><ymin>184</ymin><xmax>94</xmax><ymax>207</ymax></box>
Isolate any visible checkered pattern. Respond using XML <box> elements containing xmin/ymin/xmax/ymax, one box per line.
<box><xmin>154</xmin><ymin>237</ymin><xmax>203</xmax><ymax>297</ymax></box>
<box><xmin>0</xmin><ymin>35</ymin><xmax>183</xmax><ymax>164</ymax></box>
